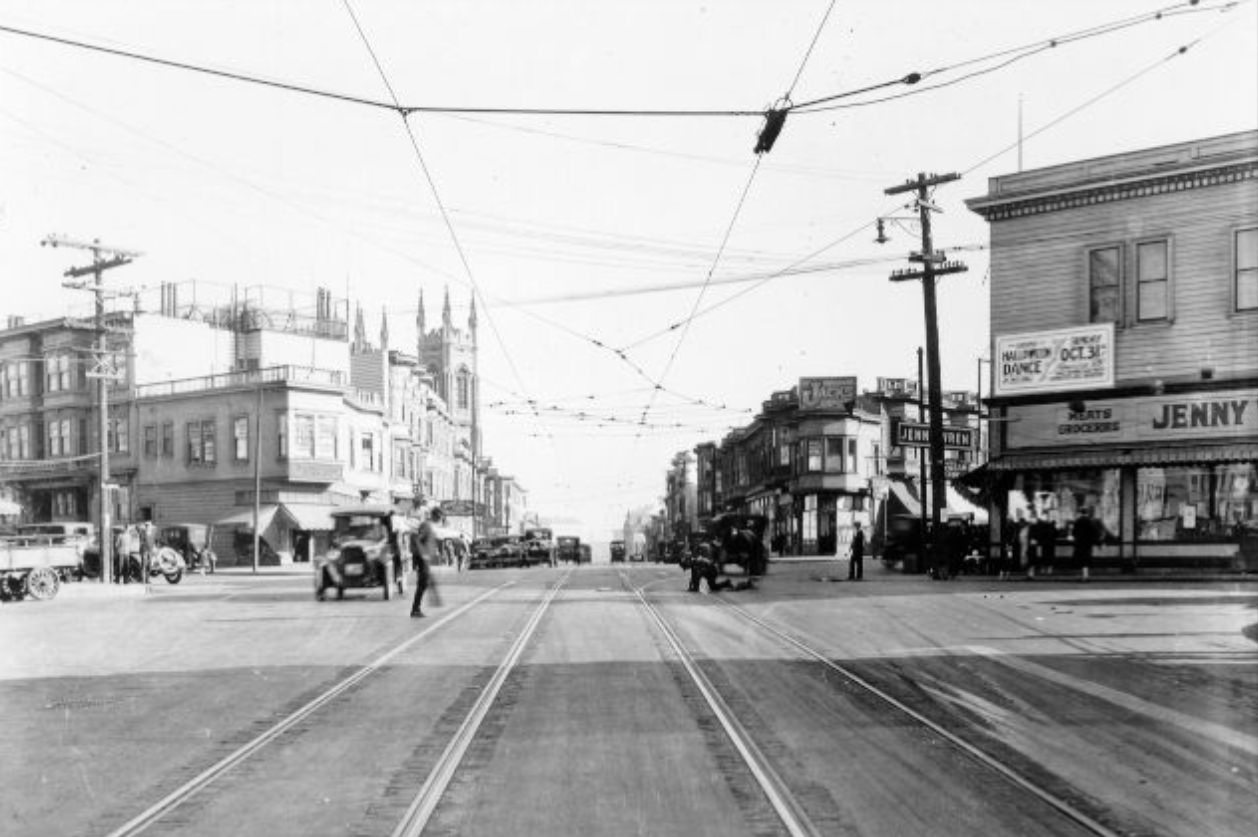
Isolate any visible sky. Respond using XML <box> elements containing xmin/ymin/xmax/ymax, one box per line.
<box><xmin>2</xmin><ymin>1</ymin><xmax>1256</xmax><ymax>541</ymax></box>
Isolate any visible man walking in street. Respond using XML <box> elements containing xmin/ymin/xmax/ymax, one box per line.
<box><xmin>409</xmin><ymin>506</ymin><xmax>442</xmax><ymax>618</ymax></box>
<box><xmin>847</xmin><ymin>522</ymin><xmax>865</xmax><ymax>581</ymax></box>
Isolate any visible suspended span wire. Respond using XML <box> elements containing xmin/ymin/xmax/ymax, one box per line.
<box><xmin>341</xmin><ymin>0</ymin><xmax>550</xmax><ymax>445</ymax></box>
<box><xmin>0</xmin><ymin>1</ymin><xmax>1229</xmax><ymax>119</ymax></box>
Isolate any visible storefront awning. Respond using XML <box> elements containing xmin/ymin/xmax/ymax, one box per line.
<box><xmin>281</xmin><ymin>504</ymin><xmax>337</xmax><ymax>531</ymax></box>
<box><xmin>215</xmin><ymin>505</ymin><xmax>279</xmax><ymax>531</ymax></box>
<box><xmin>990</xmin><ymin>443</ymin><xmax>1258</xmax><ymax>472</ymax></box>
<box><xmin>888</xmin><ymin>479</ymin><xmax>921</xmax><ymax>517</ymax></box>
<box><xmin>885</xmin><ymin>479</ymin><xmax>989</xmax><ymax>524</ymax></box>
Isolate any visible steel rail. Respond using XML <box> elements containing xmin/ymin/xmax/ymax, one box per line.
<box><xmin>716</xmin><ymin>598</ymin><xmax>1123</xmax><ymax>837</ymax></box>
<box><xmin>104</xmin><ymin>581</ymin><xmax>513</xmax><ymax>837</ymax></box>
<box><xmin>626</xmin><ymin>575</ymin><xmax>821</xmax><ymax>837</ymax></box>
<box><xmin>391</xmin><ymin>571</ymin><xmax>570</xmax><ymax>837</ymax></box>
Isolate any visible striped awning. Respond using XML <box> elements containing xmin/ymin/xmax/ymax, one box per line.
<box><xmin>989</xmin><ymin>443</ymin><xmax>1258</xmax><ymax>472</ymax></box>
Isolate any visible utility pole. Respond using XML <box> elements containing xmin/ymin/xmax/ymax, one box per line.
<box><xmin>42</xmin><ymin>235</ymin><xmax>140</xmax><ymax>585</ymax></box>
<box><xmin>885</xmin><ymin>174</ymin><xmax>967</xmax><ymax>577</ymax></box>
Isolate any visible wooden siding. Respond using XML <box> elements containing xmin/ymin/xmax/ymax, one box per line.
<box><xmin>990</xmin><ymin>178</ymin><xmax>1258</xmax><ymax>383</ymax></box>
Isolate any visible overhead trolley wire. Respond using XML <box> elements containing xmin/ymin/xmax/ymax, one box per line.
<box><xmin>1</xmin><ymin>1</ymin><xmax>1230</xmax><ymax>121</ymax></box>
<box><xmin>340</xmin><ymin>0</ymin><xmax>551</xmax><ymax>446</ymax></box>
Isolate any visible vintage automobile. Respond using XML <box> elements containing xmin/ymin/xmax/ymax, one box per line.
<box><xmin>522</xmin><ymin>527</ymin><xmax>555</xmax><ymax>566</ymax></box>
<box><xmin>159</xmin><ymin>523</ymin><xmax>217</xmax><ymax>574</ymax></box>
<box><xmin>314</xmin><ymin>505</ymin><xmax>407</xmax><ymax>600</ymax></box>
<box><xmin>609</xmin><ymin>540</ymin><xmax>626</xmax><ymax>563</ymax></box>
<box><xmin>469</xmin><ymin>538</ymin><xmax>496</xmax><ymax>569</ymax></box>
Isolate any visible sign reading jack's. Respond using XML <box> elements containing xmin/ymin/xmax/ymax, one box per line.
<box><xmin>993</xmin><ymin>323</ymin><xmax>1114</xmax><ymax>396</ymax></box>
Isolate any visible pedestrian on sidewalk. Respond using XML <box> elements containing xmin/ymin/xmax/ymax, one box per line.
<box><xmin>847</xmin><ymin>523</ymin><xmax>865</xmax><ymax>581</ymax></box>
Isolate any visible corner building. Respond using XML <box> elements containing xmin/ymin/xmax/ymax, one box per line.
<box><xmin>968</xmin><ymin>131</ymin><xmax>1258</xmax><ymax>570</ymax></box>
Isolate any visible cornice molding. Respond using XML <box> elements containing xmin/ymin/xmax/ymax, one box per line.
<box><xmin>971</xmin><ymin>161</ymin><xmax>1257</xmax><ymax>222</ymax></box>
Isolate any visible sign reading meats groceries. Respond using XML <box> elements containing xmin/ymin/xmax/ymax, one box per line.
<box><xmin>994</xmin><ymin>323</ymin><xmax>1114</xmax><ymax>396</ymax></box>
<box><xmin>1005</xmin><ymin>388</ymin><xmax>1258</xmax><ymax>448</ymax></box>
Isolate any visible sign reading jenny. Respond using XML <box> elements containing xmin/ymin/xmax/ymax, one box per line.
<box><xmin>799</xmin><ymin>376</ymin><xmax>858</xmax><ymax>410</ymax></box>
<box><xmin>895</xmin><ymin>420</ymin><xmax>974</xmax><ymax>450</ymax></box>
<box><xmin>994</xmin><ymin>323</ymin><xmax>1114</xmax><ymax>396</ymax></box>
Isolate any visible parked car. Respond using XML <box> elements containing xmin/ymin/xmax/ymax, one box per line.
<box><xmin>315</xmin><ymin>505</ymin><xmax>406</xmax><ymax>600</ymax></box>
<box><xmin>159</xmin><ymin>523</ymin><xmax>217</xmax><ymax>574</ymax></box>
<box><xmin>468</xmin><ymin>538</ymin><xmax>493</xmax><ymax>569</ymax></box>
<box><xmin>609</xmin><ymin>540</ymin><xmax>626</xmax><ymax>563</ymax></box>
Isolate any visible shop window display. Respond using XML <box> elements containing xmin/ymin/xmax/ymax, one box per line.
<box><xmin>1007</xmin><ymin>469</ymin><xmax>1121</xmax><ymax>543</ymax></box>
<box><xmin>1138</xmin><ymin>464</ymin><xmax>1258</xmax><ymax>542</ymax></box>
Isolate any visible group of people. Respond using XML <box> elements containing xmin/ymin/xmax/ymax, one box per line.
<box><xmin>112</xmin><ymin>521</ymin><xmax>157</xmax><ymax>583</ymax></box>
<box><xmin>1004</xmin><ymin>509</ymin><xmax>1100</xmax><ymax>579</ymax></box>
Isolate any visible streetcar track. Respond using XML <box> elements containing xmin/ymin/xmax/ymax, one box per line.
<box><xmin>390</xmin><ymin>571</ymin><xmax>570</xmax><ymax>837</ymax></box>
<box><xmin>102</xmin><ymin>581</ymin><xmax>513</xmax><ymax>837</ymax></box>
<box><xmin>623</xmin><ymin>571</ymin><xmax>823</xmax><ymax>837</ymax></box>
<box><xmin>707</xmin><ymin>595</ymin><xmax>1124</xmax><ymax>837</ymax></box>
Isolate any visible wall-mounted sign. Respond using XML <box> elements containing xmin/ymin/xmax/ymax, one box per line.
<box><xmin>441</xmin><ymin>499</ymin><xmax>475</xmax><ymax>517</ymax></box>
<box><xmin>894</xmin><ymin>420</ymin><xmax>974</xmax><ymax>450</ymax></box>
<box><xmin>799</xmin><ymin>376</ymin><xmax>857</xmax><ymax>410</ymax></box>
<box><xmin>1005</xmin><ymin>387</ymin><xmax>1258</xmax><ymax>448</ymax></box>
<box><xmin>994</xmin><ymin>323</ymin><xmax>1114</xmax><ymax>396</ymax></box>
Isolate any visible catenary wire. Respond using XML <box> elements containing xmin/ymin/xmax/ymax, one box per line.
<box><xmin>341</xmin><ymin>0</ymin><xmax>551</xmax><ymax>448</ymax></box>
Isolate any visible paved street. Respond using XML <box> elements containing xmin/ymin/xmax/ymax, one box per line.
<box><xmin>1</xmin><ymin>561</ymin><xmax>1255</xmax><ymax>836</ymax></box>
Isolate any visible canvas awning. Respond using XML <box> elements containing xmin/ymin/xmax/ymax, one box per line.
<box><xmin>989</xmin><ymin>443</ymin><xmax>1258</xmax><ymax>472</ymax></box>
<box><xmin>0</xmin><ymin>498</ymin><xmax>22</xmax><ymax>516</ymax></box>
<box><xmin>281</xmin><ymin>504</ymin><xmax>337</xmax><ymax>531</ymax></box>
<box><xmin>215</xmin><ymin>505</ymin><xmax>279</xmax><ymax>532</ymax></box>
<box><xmin>885</xmin><ymin>478</ymin><xmax>988</xmax><ymax>524</ymax></box>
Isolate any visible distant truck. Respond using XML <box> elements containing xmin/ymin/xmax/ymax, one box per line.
<box><xmin>556</xmin><ymin>535</ymin><xmax>581</xmax><ymax>564</ymax></box>
<box><xmin>1</xmin><ymin>528</ymin><xmax>87</xmax><ymax>601</ymax></box>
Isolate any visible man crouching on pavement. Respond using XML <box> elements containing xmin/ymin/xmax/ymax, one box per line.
<box><xmin>688</xmin><ymin>543</ymin><xmax>735</xmax><ymax>593</ymax></box>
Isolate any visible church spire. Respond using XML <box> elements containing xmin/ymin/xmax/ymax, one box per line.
<box><xmin>468</xmin><ymin>293</ymin><xmax>478</xmax><ymax>333</ymax></box>
<box><xmin>416</xmin><ymin>289</ymin><xmax>426</xmax><ymax>337</ymax></box>
<box><xmin>441</xmin><ymin>285</ymin><xmax>452</xmax><ymax>329</ymax></box>
<box><xmin>380</xmin><ymin>306</ymin><xmax>389</xmax><ymax>351</ymax></box>
<box><xmin>353</xmin><ymin>303</ymin><xmax>366</xmax><ymax>351</ymax></box>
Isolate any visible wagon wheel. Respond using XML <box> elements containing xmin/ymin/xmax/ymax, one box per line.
<box><xmin>24</xmin><ymin>567</ymin><xmax>61</xmax><ymax>601</ymax></box>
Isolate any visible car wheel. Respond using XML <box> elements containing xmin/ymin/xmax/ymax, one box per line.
<box><xmin>24</xmin><ymin>567</ymin><xmax>61</xmax><ymax>601</ymax></box>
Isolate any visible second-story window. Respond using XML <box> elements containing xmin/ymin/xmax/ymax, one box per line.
<box><xmin>47</xmin><ymin>418</ymin><xmax>69</xmax><ymax>456</ymax></box>
<box><xmin>233</xmin><ymin>416</ymin><xmax>249</xmax><ymax>461</ymax></box>
<box><xmin>276</xmin><ymin>413</ymin><xmax>288</xmax><ymax>459</ymax></box>
<box><xmin>293</xmin><ymin>414</ymin><xmax>315</xmax><ymax>459</ymax></box>
<box><xmin>143</xmin><ymin>424</ymin><xmax>158</xmax><ymax>458</ymax></box>
<box><xmin>1236</xmin><ymin>227</ymin><xmax>1258</xmax><ymax>312</ymax></box>
<box><xmin>316</xmin><ymin>416</ymin><xmax>337</xmax><ymax>460</ymax></box>
<box><xmin>848</xmin><ymin>438</ymin><xmax>858</xmax><ymax>474</ymax></box>
<box><xmin>161</xmin><ymin>421</ymin><xmax>174</xmax><ymax>457</ymax></box>
<box><xmin>825</xmin><ymin>438</ymin><xmax>844</xmax><ymax>472</ymax></box>
<box><xmin>1136</xmin><ymin>239</ymin><xmax>1170</xmax><ymax>323</ymax></box>
<box><xmin>1088</xmin><ymin>245</ymin><xmax>1121</xmax><ymax>324</ymax></box>
<box><xmin>45</xmin><ymin>353</ymin><xmax>72</xmax><ymax>393</ymax></box>
<box><xmin>108</xmin><ymin>417</ymin><xmax>128</xmax><ymax>453</ymax></box>
<box><xmin>187</xmin><ymin>420</ymin><xmax>216</xmax><ymax>465</ymax></box>
<box><xmin>805</xmin><ymin>439</ymin><xmax>822</xmax><ymax>472</ymax></box>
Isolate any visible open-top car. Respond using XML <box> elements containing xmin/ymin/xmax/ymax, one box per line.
<box><xmin>159</xmin><ymin>523</ymin><xmax>217</xmax><ymax>574</ymax></box>
<box><xmin>315</xmin><ymin>505</ymin><xmax>407</xmax><ymax>600</ymax></box>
